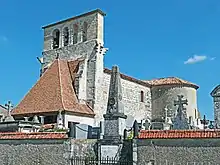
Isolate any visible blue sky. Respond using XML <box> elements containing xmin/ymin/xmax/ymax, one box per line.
<box><xmin>0</xmin><ymin>0</ymin><xmax>219</xmax><ymax>120</ymax></box>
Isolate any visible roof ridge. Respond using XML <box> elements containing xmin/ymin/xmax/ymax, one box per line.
<box><xmin>58</xmin><ymin>59</ymin><xmax>65</xmax><ymax>111</ymax></box>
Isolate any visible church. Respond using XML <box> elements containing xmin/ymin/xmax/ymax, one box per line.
<box><xmin>11</xmin><ymin>9</ymin><xmax>201</xmax><ymax>128</ymax></box>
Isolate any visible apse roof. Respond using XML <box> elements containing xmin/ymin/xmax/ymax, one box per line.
<box><xmin>144</xmin><ymin>77</ymin><xmax>199</xmax><ymax>89</ymax></box>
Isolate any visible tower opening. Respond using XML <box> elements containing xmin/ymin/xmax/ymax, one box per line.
<box><xmin>52</xmin><ymin>29</ymin><xmax>60</xmax><ymax>49</ymax></box>
<box><xmin>82</xmin><ymin>22</ymin><xmax>88</xmax><ymax>42</ymax></box>
<box><xmin>73</xmin><ymin>24</ymin><xmax>78</xmax><ymax>44</ymax></box>
<box><xmin>63</xmin><ymin>27</ymin><xmax>69</xmax><ymax>46</ymax></box>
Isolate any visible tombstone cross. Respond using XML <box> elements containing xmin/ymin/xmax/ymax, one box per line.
<box><xmin>174</xmin><ymin>95</ymin><xmax>188</xmax><ymax>108</ymax></box>
<box><xmin>5</xmin><ymin>101</ymin><xmax>13</xmax><ymax>116</ymax></box>
<box><xmin>201</xmin><ymin>115</ymin><xmax>208</xmax><ymax>130</ymax></box>
<box><xmin>174</xmin><ymin>95</ymin><xmax>188</xmax><ymax>120</ymax></box>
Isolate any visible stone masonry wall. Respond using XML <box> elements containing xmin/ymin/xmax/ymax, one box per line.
<box><xmin>42</xmin><ymin>10</ymin><xmax>104</xmax><ymax>73</ymax></box>
<box><xmin>95</xmin><ymin>73</ymin><xmax>151</xmax><ymax>127</ymax></box>
<box><xmin>0</xmin><ymin>139</ymin><xmax>97</xmax><ymax>165</ymax></box>
<box><xmin>151</xmin><ymin>85</ymin><xmax>198</xmax><ymax>121</ymax></box>
<box><xmin>137</xmin><ymin>139</ymin><xmax>220</xmax><ymax>164</ymax></box>
<box><xmin>0</xmin><ymin>139</ymin><xmax>69</xmax><ymax>165</ymax></box>
<box><xmin>43</xmin><ymin>12</ymin><xmax>102</xmax><ymax>52</ymax></box>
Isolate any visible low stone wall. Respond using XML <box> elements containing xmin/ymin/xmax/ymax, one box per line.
<box><xmin>0</xmin><ymin>139</ymin><xmax>69</xmax><ymax>165</ymax></box>
<box><xmin>136</xmin><ymin>139</ymin><xmax>220</xmax><ymax>164</ymax></box>
<box><xmin>71</xmin><ymin>139</ymin><xmax>97</xmax><ymax>158</ymax></box>
<box><xmin>0</xmin><ymin>138</ymin><xmax>97</xmax><ymax>165</ymax></box>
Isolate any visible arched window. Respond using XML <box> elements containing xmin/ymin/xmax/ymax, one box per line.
<box><xmin>52</xmin><ymin>29</ymin><xmax>60</xmax><ymax>49</ymax></box>
<box><xmin>73</xmin><ymin>24</ymin><xmax>78</xmax><ymax>44</ymax></box>
<box><xmin>63</xmin><ymin>27</ymin><xmax>69</xmax><ymax>46</ymax></box>
<box><xmin>141</xmin><ymin>91</ymin><xmax>144</xmax><ymax>102</ymax></box>
<box><xmin>82</xmin><ymin>22</ymin><xmax>88</xmax><ymax>42</ymax></box>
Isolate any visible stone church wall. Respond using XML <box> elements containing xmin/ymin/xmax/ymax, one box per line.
<box><xmin>151</xmin><ymin>85</ymin><xmax>197</xmax><ymax>121</ymax></box>
<box><xmin>95</xmin><ymin>72</ymin><xmax>152</xmax><ymax>127</ymax></box>
<box><xmin>136</xmin><ymin>139</ymin><xmax>220</xmax><ymax>164</ymax></box>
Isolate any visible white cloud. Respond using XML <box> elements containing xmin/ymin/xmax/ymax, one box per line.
<box><xmin>210</xmin><ymin>57</ymin><xmax>216</xmax><ymax>61</ymax></box>
<box><xmin>184</xmin><ymin>55</ymin><xmax>207</xmax><ymax>64</ymax></box>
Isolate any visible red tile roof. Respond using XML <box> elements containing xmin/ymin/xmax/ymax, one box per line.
<box><xmin>144</xmin><ymin>77</ymin><xmax>199</xmax><ymax>89</ymax></box>
<box><xmin>104</xmin><ymin>69</ymin><xmax>198</xmax><ymax>89</ymax></box>
<box><xmin>12</xmin><ymin>59</ymin><xmax>94</xmax><ymax>117</ymax></box>
<box><xmin>138</xmin><ymin>130</ymin><xmax>220</xmax><ymax>139</ymax></box>
<box><xmin>0</xmin><ymin>132</ymin><xmax>67</xmax><ymax>140</ymax></box>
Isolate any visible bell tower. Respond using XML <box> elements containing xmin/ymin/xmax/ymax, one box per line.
<box><xmin>40</xmin><ymin>9</ymin><xmax>108</xmax><ymax>126</ymax></box>
<box><xmin>41</xmin><ymin>9</ymin><xmax>106</xmax><ymax>72</ymax></box>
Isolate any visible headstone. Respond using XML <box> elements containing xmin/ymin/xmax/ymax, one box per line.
<box><xmin>133</xmin><ymin>120</ymin><xmax>139</xmax><ymax>138</ymax></box>
<box><xmin>201</xmin><ymin>115</ymin><xmax>209</xmax><ymax>130</ymax></box>
<box><xmin>75</xmin><ymin>124</ymin><xmax>89</xmax><ymax>139</ymax></box>
<box><xmin>57</xmin><ymin>110</ymin><xmax>63</xmax><ymax>129</ymax></box>
<box><xmin>210</xmin><ymin>85</ymin><xmax>220</xmax><ymax>128</ymax></box>
<box><xmin>145</xmin><ymin>119</ymin><xmax>151</xmax><ymax>130</ymax></box>
<box><xmin>100</xmin><ymin>66</ymin><xmax>127</xmax><ymax>159</ymax></box>
<box><xmin>24</xmin><ymin>117</ymin><xmax>29</xmax><ymax>122</ymax></box>
<box><xmin>173</xmin><ymin>95</ymin><xmax>190</xmax><ymax>130</ymax></box>
<box><xmin>100</xmin><ymin>121</ymin><xmax>104</xmax><ymax>139</ymax></box>
<box><xmin>4</xmin><ymin>101</ymin><xmax>15</xmax><ymax>122</ymax></box>
<box><xmin>39</xmin><ymin>116</ymin><xmax>44</xmax><ymax>124</ymax></box>
<box><xmin>68</xmin><ymin>122</ymin><xmax>76</xmax><ymax>138</ymax></box>
<box><xmin>32</xmin><ymin>115</ymin><xmax>40</xmax><ymax>123</ymax></box>
<box><xmin>103</xmin><ymin>66</ymin><xmax>127</xmax><ymax>141</ymax></box>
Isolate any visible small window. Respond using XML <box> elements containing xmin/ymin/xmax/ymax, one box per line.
<box><xmin>52</xmin><ymin>29</ymin><xmax>60</xmax><ymax>49</ymax></box>
<box><xmin>73</xmin><ymin>24</ymin><xmax>78</xmax><ymax>44</ymax></box>
<box><xmin>63</xmin><ymin>27</ymin><xmax>69</xmax><ymax>46</ymax></box>
<box><xmin>82</xmin><ymin>22</ymin><xmax>88</xmax><ymax>42</ymax></box>
<box><xmin>141</xmin><ymin>91</ymin><xmax>144</xmax><ymax>102</ymax></box>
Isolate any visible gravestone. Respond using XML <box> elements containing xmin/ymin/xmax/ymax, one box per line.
<box><xmin>210</xmin><ymin>85</ymin><xmax>220</xmax><ymax>128</ymax></box>
<box><xmin>172</xmin><ymin>95</ymin><xmax>190</xmax><ymax>130</ymax></box>
<box><xmin>75</xmin><ymin>124</ymin><xmax>89</xmax><ymax>139</ymax></box>
<box><xmin>103</xmin><ymin>66</ymin><xmax>127</xmax><ymax>141</ymax></box>
<box><xmin>57</xmin><ymin>110</ymin><xmax>63</xmax><ymax>129</ymax></box>
<box><xmin>4</xmin><ymin>101</ymin><xmax>14</xmax><ymax>122</ymax></box>
<box><xmin>99</xmin><ymin>66</ymin><xmax>127</xmax><ymax>159</ymax></box>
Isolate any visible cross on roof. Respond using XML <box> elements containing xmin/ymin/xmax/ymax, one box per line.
<box><xmin>5</xmin><ymin>101</ymin><xmax>13</xmax><ymax>115</ymax></box>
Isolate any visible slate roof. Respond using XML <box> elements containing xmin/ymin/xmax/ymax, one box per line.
<box><xmin>12</xmin><ymin>59</ymin><xmax>94</xmax><ymax>117</ymax></box>
<box><xmin>138</xmin><ymin>130</ymin><xmax>220</xmax><ymax>139</ymax></box>
<box><xmin>144</xmin><ymin>77</ymin><xmax>199</xmax><ymax>89</ymax></box>
<box><xmin>0</xmin><ymin>132</ymin><xmax>67</xmax><ymax>140</ymax></box>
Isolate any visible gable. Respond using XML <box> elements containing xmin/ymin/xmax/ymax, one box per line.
<box><xmin>211</xmin><ymin>85</ymin><xmax>220</xmax><ymax>97</ymax></box>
